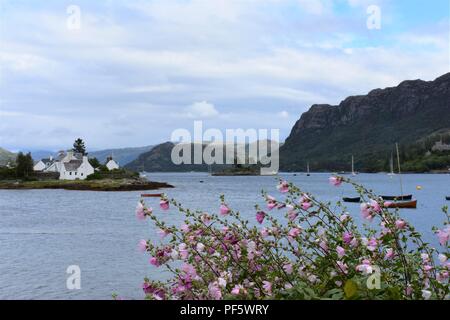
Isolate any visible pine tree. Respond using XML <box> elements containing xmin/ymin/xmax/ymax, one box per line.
<box><xmin>72</xmin><ymin>138</ymin><xmax>87</xmax><ymax>155</ymax></box>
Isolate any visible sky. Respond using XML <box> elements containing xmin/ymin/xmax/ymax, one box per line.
<box><xmin>0</xmin><ymin>0</ymin><xmax>449</xmax><ymax>151</ymax></box>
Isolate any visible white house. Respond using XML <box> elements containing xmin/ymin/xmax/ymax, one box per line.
<box><xmin>105</xmin><ymin>156</ymin><xmax>119</xmax><ymax>171</ymax></box>
<box><xmin>33</xmin><ymin>157</ymin><xmax>54</xmax><ymax>172</ymax></box>
<box><xmin>42</xmin><ymin>151</ymin><xmax>94</xmax><ymax>180</ymax></box>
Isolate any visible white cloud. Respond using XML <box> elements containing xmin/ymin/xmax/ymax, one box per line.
<box><xmin>185</xmin><ymin>101</ymin><xmax>220</xmax><ymax>119</ymax></box>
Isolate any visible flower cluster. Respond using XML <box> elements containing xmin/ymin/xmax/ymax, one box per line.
<box><xmin>133</xmin><ymin>177</ymin><xmax>449</xmax><ymax>300</ymax></box>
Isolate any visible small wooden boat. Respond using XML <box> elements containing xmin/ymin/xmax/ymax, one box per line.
<box><xmin>446</xmin><ymin>196</ymin><xmax>450</xmax><ymax>201</ymax></box>
<box><xmin>343</xmin><ymin>197</ymin><xmax>361</xmax><ymax>203</ymax></box>
<box><xmin>381</xmin><ymin>194</ymin><xmax>413</xmax><ymax>201</ymax></box>
<box><xmin>141</xmin><ymin>193</ymin><xmax>163</xmax><ymax>198</ymax></box>
<box><xmin>385</xmin><ymin>200</ymin><xmax>417</xmax><ymax>209</ymax></box>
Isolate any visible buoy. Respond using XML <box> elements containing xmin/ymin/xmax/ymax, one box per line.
<box><xmin>416</xmin><ymin>185</ymin><xmax>422</xmax><ymax>190</ymax></box>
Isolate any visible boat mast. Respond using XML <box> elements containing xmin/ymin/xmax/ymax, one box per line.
<box><xmin>396</xmin><ymin>143</ymin><xmax>404</xmax><ymax>196</ymax></box>
<box><xmin>307</xmin><ymin>162</ymin><xmax>310</xmax><ymax>174</ymax></box>
<box><xmin>351</xmin><ymin>155</ymin><xmax>355</xmax><ymax>175</ymax></box>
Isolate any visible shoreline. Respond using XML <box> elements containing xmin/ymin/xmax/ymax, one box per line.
<box><xmin>0</xmin><ymin>178</ymin><xmax>174</xmax><ymax>191</ymax></box>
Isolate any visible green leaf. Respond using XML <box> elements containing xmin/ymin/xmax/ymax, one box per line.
<box><xmin>344</xmin><ymin>280</ymin><xmax>358</xmax><ymax>299</ymax></box>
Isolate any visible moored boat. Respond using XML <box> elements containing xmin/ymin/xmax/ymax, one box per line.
<box><xmin>446</xmin><ymin>196</ymin><xmax>450</xmax><ymax>201</ymax></box>
<box><xmin>385</xmin><ymin>200</ymin><xmax>417</xmax><ymax>209</ymax></box>
<box><xmin>343</xmin><ymin>196</ymin><xmax>361</xmax><ymax>203</ymax></box>
<box><xmin>381</xmin><ymin>194</ymin><xmax>413</xmax><ymax>201</ymax></box>
<box><xmin>141</xmin><ymin>193</ymin><xmax>163</xmax><ymax>197</ymax></box>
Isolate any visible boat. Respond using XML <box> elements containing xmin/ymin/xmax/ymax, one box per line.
<box><xmin>343</xmin><ymin>196</ymin><xmax>361</xmax><ymax>203</ymax></box>
<box><xmin>141</xmin><ymin>193</ymin><xmax>163</xmax><ymax>198</ymax></box>
<box><xmin>385</xmin><ymin>200</ymin><xmax>417</xmax><ymax>209</ymax></box>
<box><xmin>381</xmin><ymin>194</ymin><xmax>413</xmax><ymax>201</ymax></box>
<box><xmin>382</xmin><ymin>143</ymin><xmax>415</xmax><ymax>204</ymax></box>
<box><xmin>446</xmin><ymin>196</ymin><xmax>450</xmax><ymax>201</ymax></box>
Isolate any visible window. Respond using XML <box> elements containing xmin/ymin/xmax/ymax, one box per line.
<box><xmin>69</xmin><ymin>172</ymin><xmax>72</xmax><ymax>175</ymax></box>
<box><xmin>75</xmin><ymin>172</ymin><xmax>77</xmax><ymax>175</ymax></box>
<box><xmin>81</xmin><ymin>173</ymin><xmax>83</xmax><ymax>176</ymax></box>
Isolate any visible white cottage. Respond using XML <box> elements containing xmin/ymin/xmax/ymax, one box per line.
<box><xmin>33</xmin><ymin>157</ymin><xmax>54</xmax><ymax>171</ymax></box>
<box><xmin>43</xmin><ymin>151</ymin><xmax>94</xmax><ymax>180</ymax></box>
<box><xmin>105</xmin><ymin>156</ymin><xmax>119</xmax><ymax>171</ymax></box>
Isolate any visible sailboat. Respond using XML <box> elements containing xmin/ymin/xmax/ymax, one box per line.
<box><xmin>306</xmin><ymin>162</ymin><xmax>310</xmax><ymax>176</ymax></box>
<box><xmin>382</xmin><ymin>143</ymin><xmax>416</xmax><ymax>208</ymax></box>
<box><xmin>387</xmin><ymin>152</ymin><xmax>395</xmax><ymax>177</ymax></box>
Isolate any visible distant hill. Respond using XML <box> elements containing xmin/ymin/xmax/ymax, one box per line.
<box><xmin>279</xmin><ymin>73</ymin><xmax>450</xmax><ymax>172</ymax></box>
<box><xmin>89</xmin><ymin>145</ymin><xmax>155</xmax><ymax>166</ymax></box>
<box><xmin>0</xmin><ymin>147</ymin><xmax>16</xmax><ymax>166</ymax></box>
<box><xmin>125</xmin><ymin>141</ymin><xmax>280</xmax><ymax>172</ymax></box>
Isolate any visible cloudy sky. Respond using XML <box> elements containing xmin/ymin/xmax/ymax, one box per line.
<box><xmin>0</xmin><ymin>0</ymin><xmax>449</xmax><ymax>151</ymax></box>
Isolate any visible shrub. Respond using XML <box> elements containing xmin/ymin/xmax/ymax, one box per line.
<box><xmin>133</xmin><ymin>177</ymin><xmax>449</xmax><ymax>300</ymax></box>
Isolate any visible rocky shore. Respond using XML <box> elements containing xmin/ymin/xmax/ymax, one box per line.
<box><xmin>0</xmin><ymin>178</ymin><xmax>174</xmax><ymax>191</ymax></box>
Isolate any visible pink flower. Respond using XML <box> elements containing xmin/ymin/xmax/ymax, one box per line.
<box><xmin>356</xmin><ymin>259</ymin><xmax>373</xmax><ymax>274</ymax></box>
<box><xmin>369</xmin><ymin>199</ymin><xmax>381</xmax><ymax>212</ymax></box>
<box><xmin>179</xmin><ymin>243</ymin><xmax>189</xmax><ymax>260</ymax></box>
<box><xmin>438</xmin><ymin>254</ymin><xmax>447</xmax><ymax>264</ymax></box>
<box><xmin>288</xmin><ymin>227</ymin><xmax>302</xmax><ymax>240</ymax></box>
<box><xmin>319</xmin><ymin>240</ymin><xmax>328</xmax><ymax>253</ymax></box>
<box><xmin>283</xmin><ymin>264</ymin><xmax>293</xmax><ymax>274</ymax></box>
<box><xmin>138</xmin><ymin>239</ymin><xmax>147</xmax><ymax>252</ymax></box>
<box><xmin>266</xmin><ymin>195</ymin><xmax>277</xmax><ymax>210</ymax></box>
<box><xmin>336</xmin><ymin>261</ymin><xmax>348</xmax><ymax>274</ymax></box>
<box><xmin>436</xmin><ymin>228</ymin><xmax>450</xmax><ymax>245</ymax></box>
<box><xmin>329</xmin><ymin>176</ymin><xmax>343</xmax><ymax>187</ymax></box>
<box><xmin>260</xmin><ymin>227</ymin><xmax>269</xmax><ymax>238</ymax></box>
<box><xmin>231</xmin><ymin>285</ymin><xmax>244</xmax><ymax>295</ymax></box>
<box><xmin>220</xmin><ymin>204</ymin><xmax>230</xmax><ymax>215</ymax></box>
<box><xmin>149</xmin><ymin>257</ymin><xmax>160</xmax><ymax>267</ymax></box>
<box><xmin>360</xmin><ymin>203</ymin><xmax>374</xmax><ymax>222</ymax></box>
<box><xmin>363</xmin><ymin>237</ymin><xmax>378</xmax><ymax>251</ymax></box>
<box><xmin>339</xmin><ymin>214</ymin><xmax>349</xmax><ymax>223</ymax></box>
<box><xmin>342</xmin><ymin>232</ymin><xmax>353</xmax><ymax>244</ymax></box>
<box><xmin>395</xmin><ymin>219</ymin><xmax>407</xmax><ymax>230</ymax></box>
<box><xmin>301</xmin><ymin>201</ymin><xmax>312</xmax><ymax>210</ymax></box>
<box><xmin>256</xmin><ymin>211</ymin><xmax>266</xmax><ymax>224</ymax></box>
<box><xmin>385</xmin><ymin>248</ymin><xmax>395</xmax><ymax>260</ymax></box>
<box><xmin>136</xmin><ymin>202</ymin><xmax>146</xmax><ymax>220</ymax></box>
<box><xmin>288</xmin><ymin>210</ymin><xmax>298</xmax><ymax>221</ymax></box>
<box><xmin>208</xmin><ymin>282</ymin><xmax>222</xmax><ymax>300</ymax></box>
<box><xmin>262</xmin><ymin>281</ymin><xmax>272</xmax><ymax>295</ymax></box>
<box><xmin>336</xmin><ymin>246</ymin><xmax>345</xmax><ymax>258</ymax></box>
<box><xmin>159</xmin><ymin>199</ymin><xmax>169</xmax><ymax>211</ymax></box>
<box><xmin>180</xmin><ymin>224</ymin><xmax>190</xmax><ymax>233</ymax></box>
<box><xmin>277</xmin><ymin>180</ymin><xmax>289</xmax><ymax>193</ymax></box>
<box><xmin>384</xmin><ymin>201</ymin><xmax>393</xmax><ymax>208</ymax></box>
<box><xmin>200</xmin><ymin>213</ymin><xmax>211</xmax><ymax>224</ymax></box>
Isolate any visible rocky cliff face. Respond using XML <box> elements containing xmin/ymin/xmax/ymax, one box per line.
<box><xmin>280</xmin><ymin>73</ymin><xmax>450</xmax><ymax>171</ymax></box>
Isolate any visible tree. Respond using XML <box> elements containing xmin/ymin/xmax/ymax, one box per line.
<box><xmin>16</xmin><ymin>152</ymin><xmax>34</xmax><ymax>178</ymax></box>
<box><xmin>73</xmin><ymin>138</ymin><xmax>87</xmax><ymax>155</ymax></box>
<box><xmin>88</xmin><ymin>157</ymin><xmax>101</xmax><ymax>168</ymax></box>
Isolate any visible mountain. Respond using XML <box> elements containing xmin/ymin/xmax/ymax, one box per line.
<box><xmin>279</xmin><ymin>73</ymin><xmax>450</xmax><ymax>172</ymax></box>
<box><xmin>0</xmin><ymin>147</ymin><xmax>16</xmax><ymax>166</ymax></box>
<box><xmin>89</xmin><ymin>145</ymin><xmax>154</xmax><ymax>166</ymax></box>
<box><xmin>125</xmin><ymin>141</ymin><xmax>280</xmax><ymax>172</ymax></box>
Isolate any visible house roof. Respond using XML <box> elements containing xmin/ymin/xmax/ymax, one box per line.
<box><xmin>64</xmin><ymin>160</ymin><xmax>83</xmax><ymax>171</ymax></box>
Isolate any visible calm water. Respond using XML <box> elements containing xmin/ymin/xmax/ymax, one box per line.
<box><xmin>0</xmin><ymin>173</ymin><xmax>449</xmax><ymax>299</ymax></box>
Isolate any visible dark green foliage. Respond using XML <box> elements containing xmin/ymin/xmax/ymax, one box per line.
<box><xmin>15</xmin><ymin>152</ymin><xmax>34</xmax><ymax>178</ymax></box>
<box><xmin>88</xmin><ymin>157</ymin><xmax>101</xmax><ymax>168</ymax></box>
<box><xmin>72</xmin><ymin>138</ymin><xmax>87</xmax><ymax>155</ymax></box>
